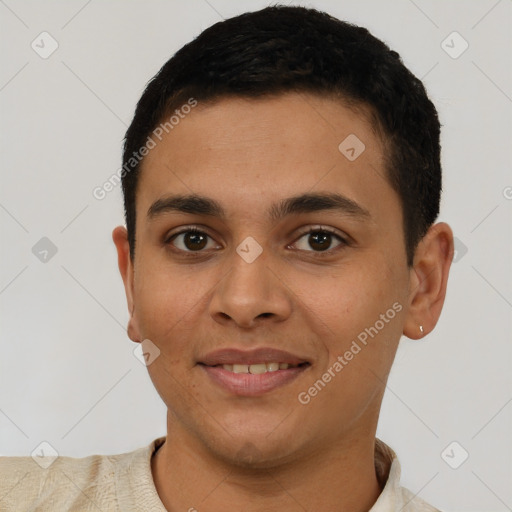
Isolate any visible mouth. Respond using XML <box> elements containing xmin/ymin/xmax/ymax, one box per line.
<box><xmin>200</xmin><ymin>361</ymin><xmax>309</xmax><ymax>373</ymax></box>
<box><xmin>199</xmin><ymin>347</ymin><xmax>311</xmax><ymax>367</ymax></box>
<box><xmin>197</xmin><ymin>348</ymin><xmax>312</xmax><ymax>396</ymax></box>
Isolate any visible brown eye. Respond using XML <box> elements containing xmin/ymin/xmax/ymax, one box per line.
<box><xmin>307</xmin><ymin>232</ymin><xmax>332</xmax><ymax>251</ymax></box>
<box><xmin>167</xmin><ymin>229</ymin><xmax>216</xmax><ymax>252</ymax></box>
<box><xmin>293</xmin><ymin>228</ymin><xmax>346</xmax><ymax>253</ymax></box>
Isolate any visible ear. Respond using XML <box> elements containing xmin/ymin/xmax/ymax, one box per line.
<box><xmin>112</xmin><ymin>226</ymin><xmax>142</xmax><ymax>343</ymax></box>
<box><xmin>403</xmin><ymin>222</ymin><xmax>454</xmax><ymax>339</ymax></box>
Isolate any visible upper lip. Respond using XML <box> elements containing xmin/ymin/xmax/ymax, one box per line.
<box><xmin>199</xmin><ymin>348</ymin><xmax>311</xmax><ymax>366</ymax></box>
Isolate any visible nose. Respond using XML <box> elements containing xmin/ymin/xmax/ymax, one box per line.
<box><xmin>208</xmin><ymin>248</ymin><xmax>293</xmax><ymax>329</ymax></box>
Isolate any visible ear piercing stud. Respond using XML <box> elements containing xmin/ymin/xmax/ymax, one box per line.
<box><xmin>419</xmin><ymin>325</ymin><xmax>424</xmax><ymax>333</ymax></box>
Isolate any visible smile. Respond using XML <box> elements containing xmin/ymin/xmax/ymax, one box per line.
<box><xmin>199</xmin><ymin>362</ymin><xmax>311</xmax><ymax>396</ymax></box>
<box><xmin>218</xmin><ymin>362</ymin><xmax>303</xmax><ymax>373</ymax></box>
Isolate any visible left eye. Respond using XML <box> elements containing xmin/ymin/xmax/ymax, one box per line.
<box><xmin>292</xmin><ymin>229</ymin><xmax>346</xmax><ymax>252</ymax></box>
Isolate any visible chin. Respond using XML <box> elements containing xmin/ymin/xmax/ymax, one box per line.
<box><xmin>219</xmin><ymin>408</ymin><xmax>295</xmax><ymax>441</ymax></box>
<box><xmin>220</xmin><ymin>439</ymin><xmax>296</xmax><ymax>470</ymax></box>
<box><xmin>201</xmin><ymin>419</ymin><xmax>303</xmax><ymax>470</ymax></box>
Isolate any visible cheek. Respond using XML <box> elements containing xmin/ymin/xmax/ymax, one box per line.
<box><xmin>303</xmin><ymin>261</ymin><xmax>398</xmax><ymax>328</ymax></box>
<box><xmin>133</xmin><ymin>262</ymin><xmax>206</xmax><ymax>347</ymax></box>
<box><xmin>296</xmin><ymin>260</ymin><xmax>405</xmax><ymax>373</ymax></box>
<box><xmin>294</xmin><ymin>267</ymin><xmax>404</xmax><ymax>431</ymax></box>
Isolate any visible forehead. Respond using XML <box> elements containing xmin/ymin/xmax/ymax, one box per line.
<box><xmin>136</xmin><ymin>92</ymin><xmax>394</xmax><ymax>224</ymax></box>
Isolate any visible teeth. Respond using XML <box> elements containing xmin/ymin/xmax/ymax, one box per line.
<box><xmin>266</xmin><ymin>362</ymin><xmax>279</xmax><ymax>372</ymax></box>
<box><xmin>249</xmin><ymin>363</ymin><xmax>267</xmax><ymax>374</ymax></box>
<box><xmin>221</xmin><ymin>362</ymin><xmax>298</xmax><ymax>373</ymax></box>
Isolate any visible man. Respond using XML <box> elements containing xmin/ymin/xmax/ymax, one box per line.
<box><xmin>0</xmin><ymin>5</ymin><xmax>453</xmax><ymax>511</ymax></box>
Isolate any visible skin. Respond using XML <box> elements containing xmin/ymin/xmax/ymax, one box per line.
<box><xmin>113</xmin><ymin>92</ymin><xmax>453</xmax><ymax>511</ymax></box>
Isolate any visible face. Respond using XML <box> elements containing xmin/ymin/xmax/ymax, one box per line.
<box><xmin>116</xmin><ymin>92</ymin><xmax>419</xmax><ymax>466</ymax></box>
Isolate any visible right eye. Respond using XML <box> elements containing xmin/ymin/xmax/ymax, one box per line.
<box><xmin>166</xmin><ymin>227</ymin><xmax>220</xmax><ymax>253</ymax></box>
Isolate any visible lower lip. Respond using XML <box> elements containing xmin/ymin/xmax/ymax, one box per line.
<box><xmin>200</xmin><ymin>364</ymin><xmax>309</xmax><ymax>396</ymax></box>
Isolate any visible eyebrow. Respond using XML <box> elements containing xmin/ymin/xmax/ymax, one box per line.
<box><xmin>147</xmin><ymin>192</ymin><xmax>371</xmax><ymax>222</ymax></box>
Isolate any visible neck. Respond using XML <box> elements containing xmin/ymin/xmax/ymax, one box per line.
<box><xmin>151</xmin><ymin>423</ymin><xmax>383</xmax><ymax>512</ymax></box>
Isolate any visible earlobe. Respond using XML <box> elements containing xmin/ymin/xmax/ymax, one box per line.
<box><xmin>112</xmin><ymin>226</ymin><xmax>142</xmax><ymax>343</ymax></box>
<box><xmin>403</xmin><ymin>222</ymin><xmax>454</xmax><ymax>340</ymax></box>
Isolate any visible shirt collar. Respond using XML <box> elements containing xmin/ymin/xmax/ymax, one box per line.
<box><xmin>370</xmin><ymin>437</ymin><xmax>402</xmax><ymax>511</ymax></box>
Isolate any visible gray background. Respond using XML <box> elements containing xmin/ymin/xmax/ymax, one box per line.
<box><xmin>1</xmin><ymin>1</ymin><xmax>511</xmax><ymax>510</ymax></box>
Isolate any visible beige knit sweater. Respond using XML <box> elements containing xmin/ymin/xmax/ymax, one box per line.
<box><xmin>0</xmin><ymin>437</ymin><xmax>441</xmax><ymax>511</ymax></box>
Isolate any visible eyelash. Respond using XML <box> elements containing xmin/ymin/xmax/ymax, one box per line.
<box><xmin>164</xmin><ymin>225</ymin><xmax>349</xmax><ymax>258</ymax></box>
